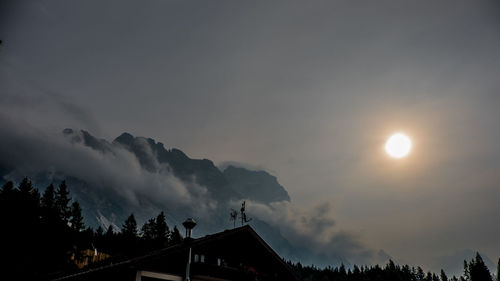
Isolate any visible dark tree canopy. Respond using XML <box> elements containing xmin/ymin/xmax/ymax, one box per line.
<box><xmin>122</xmin><ymin>213</ymin><xmax>138</xmax><ymax>239</ymax></box>
<box><xmin>441</xmin><ymin>269</ymin><xmax>449</xmax><ymax>281</ymax></box>
<box><xmin>0</xmin><ymin>178</ymin><xmax>186</xmax><ymax>280</ymax></box>
<box><xmin>141</xmin><ymin>218</ymin><xmax>157</xmax><ymax>240</ymax></box>
<box><xmin>105</xmin><ymin>225</ymin><xmax>115</xmax><ymax>237</ymax></box>
<box><xmin>465</xmin><ymin>253</ymin><xmax>493</xmax><ymax>281</ymax></box>
<box><xmin>70</xmin><ymin>201</ymin><xmax>85</xmax><ymax>232</ymax></box>
<box><xmin>42</xmin><ymin>184</ymin><xmax>56</xmax><ymax>209</ymax></box>
<box><xmin>155</xmin><ymin>211</ymin><xmax>170</xmax><ymax>244</ymax></box>
<box><xmin>55</xmin><ymin>180</ymin><xmax>71</xmax><ymax>222</ymax></box>
<box><xmin>170</xmin><ymin>225</ymin><xmax>183</xmax><ymax>245</ymax></box>
<box><xmin>18</xmin><ymin>177</ymin><xmax>34</xmax><ymax>194</ymax></box>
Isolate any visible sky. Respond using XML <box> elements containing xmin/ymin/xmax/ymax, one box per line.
<box><xmin>1</xmin><ymin>0</ymin><xmax>500</xmax><ymax>274</ymax></box>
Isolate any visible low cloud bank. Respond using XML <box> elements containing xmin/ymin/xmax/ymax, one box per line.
<box><xmin>234</xmin><ymin>200</ymin><xmax>386</xmax><ymax>266</ymax></box>
<box><xmin>0</xmin><ymin>114</ymin><xmax>217</xmax><ymax>216</ymax></box>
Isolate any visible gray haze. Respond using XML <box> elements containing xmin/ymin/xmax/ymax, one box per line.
<box><xmin>1</xmin><ymin>0</ymin><xmax>500</xmax><ymax>274</ymax></box>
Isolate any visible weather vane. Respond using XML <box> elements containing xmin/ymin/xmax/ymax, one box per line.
<box><xmin>240</xmin><ymin>201</ymin><xmax>252</xmax><ymax>225</ymax></box>
<box><xmin>229</xmin><ymin>201</ymin><xmax>252</xmax><ymax>228</ymax></box>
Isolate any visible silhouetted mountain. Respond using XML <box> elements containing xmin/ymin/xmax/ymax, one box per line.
<box><xmin>223</xmin><ymin>166</ymin><xmax>290</xmax><ymax>203</ymax></box>
<box><xmin>113</xmin><ymin>132</ymin><xmax>241</xmax><ymax>201</ymax></box>
<box><xmin>63</xmin><ymin>128</ymin><xmax>112</xmax><ymax>153</ymax></box>
<box><xmin>0</xmin><ymin>129</ymin><xmax>332</xmax><ymax>267</ymax></box>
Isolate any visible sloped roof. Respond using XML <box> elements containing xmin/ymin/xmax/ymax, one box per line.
<box><xmin>53</xmin><ymin>225</ymin><xmax>300</xmax><ymax>281</ymax></box>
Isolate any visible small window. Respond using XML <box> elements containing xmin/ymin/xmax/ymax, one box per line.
<box><xmin>194</xmin><ymin>254</ymin><xmax>199</xmax><ymax>263</ymax></box>
<box><xmin>200</xmin><ymin>255</ymin><xmax>205</xmax><ymax>263</ymax></box>
<box><xmin>217</xmin><ymin>258</ymin><xmax>221</xmax><ymax>266</ymax></box>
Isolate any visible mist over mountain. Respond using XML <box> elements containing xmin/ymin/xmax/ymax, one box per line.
<box><xmin>223</xmin><ymin>166</ymin><xmax>291</xmax><ymax>204</ymax></box>
<box><xmin>112</xmin><ymin>131</ymin><xmax>243</xmax><ymax>202</ymax></box>
<box><xmin>54</xmin><ymin>129</ymin><xmax>293</xmax><ymax>235</ymax></box>
<box><xmin>0</xmin><ymin>125</ymin><xmax>383</xmax><ymax>267</ymax></box>
<box><xmin>64</xmin><ymin>128</ymin><xmax>291</xmax><ymax>206</ymax></box>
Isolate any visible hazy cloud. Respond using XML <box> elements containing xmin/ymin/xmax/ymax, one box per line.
<box><xmin>0</xmin><ymin>113</ymin><xmax>216</xmax><ymax>216</ymax></box>
<box><xmin>236</xmin><ymin>200</ymin><xmax>382</xmax><ymax>265</ymax></box>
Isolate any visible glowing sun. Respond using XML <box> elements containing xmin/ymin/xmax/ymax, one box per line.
<box><xmin>385</xmin><ymin>133</ymin><xmax>412</xmax><ymax>158</ymax></box>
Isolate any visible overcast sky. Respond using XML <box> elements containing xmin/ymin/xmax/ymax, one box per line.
<box><xmin>1</xmin><ymin>0</ymin><xmax>499</xmax><ymax>273</ymax></box>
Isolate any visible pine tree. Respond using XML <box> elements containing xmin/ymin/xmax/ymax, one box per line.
<box><xmin>0</xmin><ymin>181</ymin><xmax>16</xmax><ymax>248</ymax></box>
<box><xmin>95</xmin><ymin>226</ymin><xmax>104</xmax><ymax>237</ymax></box>
<box><xmin>141</xmin><ymin>218</ymin><xmax>156</xmax><ymax>240</ymax></box>
<box><xmin>339</xmin><ymin>264</ymin><xmax>347</xmax><ymax>276</ymax></box>
<box><xmin>0</xmin><ymin>180</ymin><xmax>15</xmax><ymax>196</ymax></box>
<box><xmin>69</xmin><ymin>200</ymin><xmax>86</xmax><ymax>262</ymax></box>
<box><xmin>105</xmin><ymin>225</ymin><xmax>115</xmax><ymax>237</ymax></box>
<box><xmin>8</xmin><ymin>178</ymin><xmax>43</xmax><ymax>278</ymax></box>
<box><xmin>93</xmin><ymin>226</ymin><xmax>104</xmax><ymax>251</ymax></box>
<box><xmin>42</xmin><ymin>184</ymin><xmax>56</xmax><ymax>210</ymax></box>
<box><xmin>387</xmin><ymin>260</ymin><xmax>397</xmax><ymax>271</ymax></box>
<box><xmin>103</xmin><ymin>225</ymin><xmax>116</xmax><ymax>253</ymax></box>
<box><xmin>70</xmin><ymin>201</ymin><xmax>85</xmax><ymax>232</ymax></box>
<box><xmin>55</xmin><ymin>181</ymin><xmax>71</xmax><ymax>223</ymax></box>
<box><xmin>441</xmin><ymin>269</ymin><xmax>448</xmax><ymax>281</ymax></box>
<box><xmin>19</xmin><ymin>177</ymin><xmax>40</xmax><ymax>212</ymax></box>
<box><xmin>122</xmin><ymin>213</ymin><xmax>138</xmax><ymax>239</ymax></box>
<box><xmin>155</xmin><ymin>211</ymin><xmax>170</xmax><ymax>247</ymax></box>
<box><xmin>170</xmin><ymin>225</ymin><xmax>183</xmax><ymax>245</ymax></box>
<box><xmin>0</xmin><ymin>181</ymin><xmax>15</xmax><ymax>217</ymax></box>
<box><xmin>417</xmin><ymin>267</ymin><xmax>425</xmax><ymax>281</ymax></box>
<box><xmin>17</xmin><ymin>177</ymin><xmax>40</xmax><ymax>229</ymax></box>
<box><xmin>468</xmin><ymin>253</ymin><xmax>493</xmax><ymax>281</ymax></box>
<box><xmin>18</xmin><ymin>177</ymin><xmax>34</xmax><ymax>195</ymax></box>
<box><xmin>118</xmin><ymin>213</ymin><xmax>139</xmax><ymax>254</ymax></box>
<box><xmin>41</xmin><ymin>184</ymin><xmax>60</xmax><ymax>227</ymax></box>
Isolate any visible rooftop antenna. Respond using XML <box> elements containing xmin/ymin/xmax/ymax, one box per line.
<box><xmin>230</xmin><ymin>209</ymin><xmax>238</xmax><ymax>228</ymax></box>
<box><xmin>240</xmin><ymin>201</ymin><xmax>252</xmax><ymax>226</ymax></box>
<box><xmin>182</xmin><ymin>218</ymin><xmax>197</xmax><ymax>281</ymax></box>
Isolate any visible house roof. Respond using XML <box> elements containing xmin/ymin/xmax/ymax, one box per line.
<box><xmin>53</xmin><ymin>225</ymin><xmax>300</xmax><ymax>281</ymax></box>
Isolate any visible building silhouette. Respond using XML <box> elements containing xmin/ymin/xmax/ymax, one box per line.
<box><xmin>53</xmin><ymin>225</ymin><xmax>300</xmax><ymax>281</ymax></box>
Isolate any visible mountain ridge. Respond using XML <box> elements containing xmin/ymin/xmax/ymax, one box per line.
<box><xmin>0</xmin><ymin>128</ymin><xmax>333</xmax><ymax>267</ymax></box>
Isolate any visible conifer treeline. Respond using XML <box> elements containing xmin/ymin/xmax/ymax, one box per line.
<box><xmin>0</xmin><ymin>178</ymin><xmax>183</xmax><ymax>280</ymax></box>
<box><xmin>0</xmin><ymin>178</ymin><xmax>498</xmax><ymax>281</ymax></box>
<box><xmin>288</xmin><ymin>250</ymin><xmax>498</xmax><ymax>281</ymax></box>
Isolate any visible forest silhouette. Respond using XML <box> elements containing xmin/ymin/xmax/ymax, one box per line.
<box><xmin>0</xmin><ymin>178</ymin><xmax>497</xmax><ymax>281</ymax></box>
